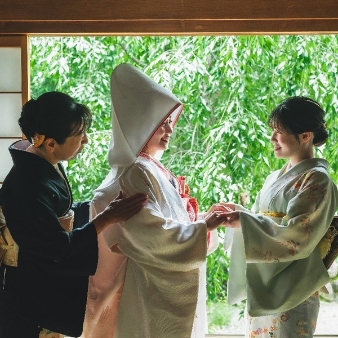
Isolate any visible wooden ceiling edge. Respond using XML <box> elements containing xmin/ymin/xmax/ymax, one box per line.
<box><xmin>24</xmin><ymin>32</ymin><xmax>338</xmax><ymax>37</ymax></box>
<box><xmin>0</xmin><ymin>19</ymin><xmax>338</xmax><ymax>35</ymax></box>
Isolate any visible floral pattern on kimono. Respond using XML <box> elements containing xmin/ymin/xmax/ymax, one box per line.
<box><xmin>227</xmin><ymin>158</ymin><xmax>338</xmax><ymax>331</ymax></box>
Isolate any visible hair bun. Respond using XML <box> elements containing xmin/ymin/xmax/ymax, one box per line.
<box><xmin>19</xmin><ymin>98</ymin><xmax>41</xmax><ymax>141</ymax></box>
<box><xmin>22</xmin><ymin>98</ymin><xmax>39</xmax><ymax>117</ymax></box>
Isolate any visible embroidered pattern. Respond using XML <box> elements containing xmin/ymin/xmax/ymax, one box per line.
<box><xmin>252</xmin><ymin>248</ymin><xmax>280</xmax><ymax>262</ymax></box>
<box><xmin>276</xmin><ymin>239</ymin><xmax>300</xmax><ymax>256</ymax></box>
<box><xmin>139</xmin><ymin>152</ymin><xmax>199</xmax><ymax>222</ymax></box>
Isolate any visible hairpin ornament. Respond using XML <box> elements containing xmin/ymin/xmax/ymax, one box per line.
<box><xmin>32</xmin><ymin>133</ymin><xmax>45</xmax><ymax>148</ymax></box>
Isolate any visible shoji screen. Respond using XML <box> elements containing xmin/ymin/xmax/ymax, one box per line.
<box><xmin>0</xmin><ymin>35</ymin><xmax>29</xmax><ymax>185</ymax></box>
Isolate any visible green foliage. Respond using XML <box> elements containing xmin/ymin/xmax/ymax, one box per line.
<box><xmin>206</xmin><ymin>245</ymin><xmax>230</xmax><ymax>302</ymax></box>
<box><xmin>207</xmin><ymin>300</ymin><xmax>235</xmax><ymax>333</ymax></box>
<box><xmin>30</xmin><ymin>35</ymin><xmax>338</xmax><ymax>302</ymax></box>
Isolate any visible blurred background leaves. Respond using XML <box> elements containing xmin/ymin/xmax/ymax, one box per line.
<box><xmin>30</xmin><ymin>34</ymin><xmax>338</xmax><ymax>305</ymax></box>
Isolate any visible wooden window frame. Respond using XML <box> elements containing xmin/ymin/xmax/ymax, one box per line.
<box><xmin>0</xmin><ymin>0</ymin><xmax>337</xmax><ymax>35</ymax></box>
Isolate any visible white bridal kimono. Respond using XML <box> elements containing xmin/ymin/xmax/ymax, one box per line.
<box><xmin>82</xmin><ymin>63</ymin><xmax>217</xmax><ymax>338</ymax></box>
<box><xmin>227</xmin><ymin>158</ymin><xmax>338</xmax><ymax>337</ymax></box>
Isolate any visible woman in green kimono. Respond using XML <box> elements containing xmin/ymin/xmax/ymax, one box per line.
<box><xmin>0</xmin><ymin>91</ymin><xmax>147</xmax><ymax>338</ymax></box>
<box><xmin>222</xmin><ymin>96</ymin><xmax>338</xmax><ymax>337</ymax></box>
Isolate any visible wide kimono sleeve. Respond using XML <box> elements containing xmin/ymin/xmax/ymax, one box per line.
<box><xmin>1</xmin><ymin>178</ymin><xmax>98</xmax><ymax>277</ymax></box>
<box><xmin>228</xmin><ymin>167</ymin><xmax>338</xmax><ymax>316</ymax></box>
<box><xmin>108</xmin><ymin>162</ymin><xmax>208</xmax><ymax>272</ymax></box>
<box><xmin>241</xmin><ymin>169</ymin><xmax>338</xmax><ymax>262</ymax></box>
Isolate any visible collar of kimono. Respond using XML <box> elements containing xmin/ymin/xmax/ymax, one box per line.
<box><xmin>139</xmin><ymin>152</ymin><xmax>171</xmax><ymax>177</ymax></box>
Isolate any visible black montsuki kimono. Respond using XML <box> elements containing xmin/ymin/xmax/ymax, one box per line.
<box><xmin>0</xmin><ymin>140</ymin><xmax>98</xmax><ymax>337</ymax></box>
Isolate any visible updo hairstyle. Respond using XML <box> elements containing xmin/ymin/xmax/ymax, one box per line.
<box><xmin>268</xmin><ymin>96</ymin><xmax>328</xmax><ymax>147</ymax></box>
<box><xmin>19</xmin><ymin>91</ymin><xmax>92</xmax><ymax>145</ymax></box>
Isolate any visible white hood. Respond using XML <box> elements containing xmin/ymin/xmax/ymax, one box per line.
<box><xmin>94</xmin><ymin>63</ymin><xmax>183</xmax><ymax>196</ymax></box>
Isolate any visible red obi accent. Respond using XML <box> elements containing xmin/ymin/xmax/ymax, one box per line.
<box><xmin>177</xmin><ymin>176</ymin><xmax>199</xmax><ymax>222</ymax></box>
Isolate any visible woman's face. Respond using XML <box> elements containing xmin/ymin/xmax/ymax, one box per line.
<box><xmin>270</xmin><ymin>126</ymin><xmax>300</xmax><ymax>160</ymax></box>
<box><xmin>145</xmin><ymin>117</ymin><xmax>173</xmax><ymax>157</ymax></box>
<box><xmin>54</xmin><ymin>130</ymin><xmax>89</xmax><ymax>161</ymax></box>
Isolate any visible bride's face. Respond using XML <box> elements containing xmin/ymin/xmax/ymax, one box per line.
<box><xmin>144</xmin><ymin>117</ymin><xmax>173</xmax><ymax>157</ymax></box>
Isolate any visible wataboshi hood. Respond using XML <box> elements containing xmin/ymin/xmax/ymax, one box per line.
<box><xmin>93</xmin><ymin>63</ymin><xmax>183</xmax><ymax>198</ymax></box>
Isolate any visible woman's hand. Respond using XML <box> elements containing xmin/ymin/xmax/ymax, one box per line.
<box><xmin>107</xmin><ymin>191</ymin><xmax>148</xmax><ymax>221</ymax></box>
<box><xmin>204</xmin><ymin>209</ymin><xmax>241</xmax><ymax>231</ymax></box>
<box><xmin>205</xmin><ymin>202</ymin><xmax>235</xmax><ymax>216</ymax></box>
<box><xmin>204</xmin><ymin>202</ymin><xmax>236</xmax><ymax>231</ymax></box>
<box><xmin>204</xmin><ymin>211</ymin><xmax>227</xmax><ymax>231</ymax></box>
<box><xmin>222</xmin><ymin>211</ymin><xmax>241</xmax><ymax>228</ymax></box>
<box><xmin>92</xmin><ymin>191</ymin><xmax>148</xmax><ymax>234</ymax></box>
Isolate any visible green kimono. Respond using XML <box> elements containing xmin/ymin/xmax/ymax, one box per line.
<box><xmin>228</xmin><ymin>158</ymin><xmax>338</xmax><ymax>318</ymax></box>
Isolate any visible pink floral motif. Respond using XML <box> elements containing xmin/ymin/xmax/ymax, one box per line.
<box><xmin>250</xmin><ymin>327</ymin><xmax>273</xmax><ymax>337</ymax></box>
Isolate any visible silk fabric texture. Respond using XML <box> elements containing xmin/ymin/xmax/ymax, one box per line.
<box><xmin>82</xmin><ymin>63</ymin><xmax>217</xmax><ymax>338</ymax></box>
<box><xmin>0</xmin><ymin>140</ymin><xmax>98</xmax><ymax>337</ymax></box>
<box><xmin>227</xmin><ymin>158</ymin><xmax>338</xmax><ymax>319</ymax></box>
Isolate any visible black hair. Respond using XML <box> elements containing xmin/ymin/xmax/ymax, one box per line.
<box><xmin>19</xmin><ymin>91</ymin><xmax>92</xmax><ymax>145</ymax></box>
<box><xmin>268</xmin><ymin>96</ymin><xmax>328</xmax><ymax>146</ymax></box>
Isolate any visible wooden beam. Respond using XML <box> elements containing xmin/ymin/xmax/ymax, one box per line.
<box><xmin>1</xmin><ymin>20</ymin><xmax>338</xmax><ymax>35</ymax></box>
<box><xmin>1</xmin><ymin>0</ymin><xmax>338</xmax><ymax>20</ymax></box>
<box><xmin>0</xmin><ymin>0</ymin><xmax>338</xmax><ymax>34</ymax></box>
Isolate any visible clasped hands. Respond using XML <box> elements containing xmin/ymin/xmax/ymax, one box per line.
<box><xmin>204</xmin><ymin>202</ymin><xmax>241</xmax><ymax>231</ymax></box>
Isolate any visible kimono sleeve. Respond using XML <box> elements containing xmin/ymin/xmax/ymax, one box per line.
<box><xmin>240</xmin><ymin>169</ymin><xmax>338</xmax><ymax>263</ymax></box>
<box><xmin>72</xmin><ymin>201</ymin><xmax>90</xmax><ymax>229</ymax></box>
<box><xmin>2</xmin><ymin>181</ymin><xmax>98</xmax><ymax>276</ymax></box>
<box><xmin>111</xmin><ymin>163</ymin><xmax>208</xmax><ymax>272</ymax></box>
